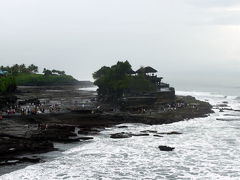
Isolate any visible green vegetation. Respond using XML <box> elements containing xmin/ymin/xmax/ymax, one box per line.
<box><xmin>93</xmin><ymin>61</ymin><xmax>155</xmax><ymax>101</ymax></box>
<box><xmin>15</xmin><ymin>73</ymin><xmax>78</xmax><ymax>86</ymax></box>
<box><xmin>0</xmin><ymin>64</ymin><xmax>38</xmax><ymax>75</ymax></box>
<box><xmin>0</xmin><ymin>64</ymin><xmax>79</xmax><ymax>86</ymax></box>
<box><xmin>0</xmin><ymin>76</ymin><xmax>16</xmax><ymax>94</ymax></box>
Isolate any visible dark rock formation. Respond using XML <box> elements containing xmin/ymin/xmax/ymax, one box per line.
<box><xmin>132</xmin><ymin>133</ymin><xmax>149</xmax><ymax>137</ymax></box>
<box><xmin>140</xmin><ymin>130</ymin><xmax>158</xmax><ymax>133</ymax></box>
<box><xmin>78</xmin><ymin>127</ymin><xmax>101</xmax><ymax>135</ymax></box>
<box><xmin>0</xmin><ymin>135</ymin><xmax>54</xmax><ymax>156</ymax></box>
<box><xmin>0</xmin><ymin>157</ymin><xmax>42</xmax><ymax>166</ymax></box>
<box><xmin>153</xmin><ymin>135</ymin><xmax>163</xmax><ymax>138</ymax></box>
<box><xmin>117</xmin><ymin>126</ymin><xmax>128</xmax><ymax>128</ymax></box>
<box><xmin>157</xmin><ymin>131</ymin><xmax>182</xmax><ymax>135</ymax></box>
<box><xmin>158</xmin><ymin>146</ymin><xmax>175</xmax><ymax>151</ymax></box>
<box><xmin>110</xmin><ymin>132</ymin><xmax>132</xmax><ymax>139</ymax></box>
<box><xmin>77</xmin><ymin>137</ymin><xmax>94</xmax><ymax>140</ymax></box>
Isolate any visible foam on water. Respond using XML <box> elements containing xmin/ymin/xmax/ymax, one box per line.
<box><xmin>1</xmin><ymin>91</ymin><xmax>240</xmax><ymax>180</ymax></box>
<box><xmin>79</xmin><ymin>86</ymin><xmax>98</xmax><ymax>91</ymax></box>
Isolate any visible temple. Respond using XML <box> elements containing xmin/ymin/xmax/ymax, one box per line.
<box><xmin>121</xmin><ymin>66</ymin><xmax>175</xmax><ymax>110</ymax></box>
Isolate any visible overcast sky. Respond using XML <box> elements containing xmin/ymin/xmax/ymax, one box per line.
<box><xmin>0</xmin><ymin>0</ymin><xmax>240</xmax><ymax>89</ymax></box>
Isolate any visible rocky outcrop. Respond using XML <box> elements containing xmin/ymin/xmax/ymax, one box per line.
<box><xmin>0</xmin><ymin>135</ymin><xmax>54</xmax><ymax>156</ymax></box>
<box><xmin>110</xmin><ymin>132</ymin><xmax>150</xmax><ymax>139</ymax></box>
<box><xmin>117</xmin><ymin>126</ymin><xmax>128</xmax><ymax>129</ymax></box>
<box><xmin>78</xmin><ymin>127</ymin><xmax>101</xmax><ymax>135</ymax></box>
<box><xmin>158</xmin><ymin>146</ymin><xmax>175</xmax><ymax>151</ymax></box>
<box><xmin>110</xmin><ymin>132</ymin><xmax>132</xmax><ymax>139</ymax></box>
<box><xmin>140</xmin><ymin>130</ymin><xmax>157</xmax><ymax>133</ymax></box>
<box><xmin>0</xmin><ymin>157</ymin><xmax>42</xmax><ymax>166</ymax></box>
<box><xmin>132</xmin><ymin>133</ymin><xmax>149</xmax><ymax>137</ymax></box>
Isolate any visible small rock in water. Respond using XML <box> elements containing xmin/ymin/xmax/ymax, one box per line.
<box><xmin>110</xmin><ymin>132</ymin><xmax>132</xmax><ymax>139</ymax></box>
<box><xmin>140</xmin><ymin>130</ymin><xmax>158</xmax><ymax>133</ymax></box>
<box><xmin>132</xmin><ymin>133</ymin><xmax>149</xmax><ymax>137</ymax></box>
<box><xmin>158</xmin><ymin>146</ymin><xmax>175</xmax><ymax>151</ymax></box>
<box><xmin>78</xmin><ymin>137</ymin><xmax>94</xmax><ymax>140</ymax></box>
<box><xmin>153</xmin><ymin>135</ymin><xmax>163</xmax><ymax>138</ymax></box>
<box><xmin>158</xmin><ymin>131</ymin><xmax>182</xmax><ymax>135</ymax></box>
<box><xmin>216</xmin><ymin>104</ymin><xmax>229</xmax><ymax>108</ymax></box>
<box><xmin>117</xmin><ymin>126</ymin><xmax>128</xmax><ymax>129</ymax></box>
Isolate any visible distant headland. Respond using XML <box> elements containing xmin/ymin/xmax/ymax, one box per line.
<box><xmin>0</xmin><ymin>64</ymin><xmax>92</xmax><ymax>94</ymax></box>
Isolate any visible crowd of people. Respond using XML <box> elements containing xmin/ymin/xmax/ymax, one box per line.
<box><xmin>0</xmin><ymin>102</ymin><xmax>62</xmax><ymax>119</ymax></box>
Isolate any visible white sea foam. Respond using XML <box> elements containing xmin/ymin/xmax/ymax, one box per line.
<box><xmin>79</xmin><ymin>86</ymin><xmax>97</xmax><ymax>91</ymax></box>
<box><xmin>1</xmin><ymin>91</ymin><xmax>240</xmax><ymax>180</ymax></box>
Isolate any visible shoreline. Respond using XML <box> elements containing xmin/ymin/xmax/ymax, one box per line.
<box><xmin>0</xmin><ymin>86</ymin><xmax>213</xmax><ymax>175</ymax></box>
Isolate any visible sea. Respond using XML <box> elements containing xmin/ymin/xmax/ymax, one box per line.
<box><xmin>1</xmin><ymin>85</ymin><xmax>240</xmax><ymax>180</ymax></box>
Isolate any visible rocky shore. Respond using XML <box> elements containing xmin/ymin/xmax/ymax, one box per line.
<box><xmin>0</xmin><ymin>86</ymin><xmax>213</xmax><ymax>170</ymax></box>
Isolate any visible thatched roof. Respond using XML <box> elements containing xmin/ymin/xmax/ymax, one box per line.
<box><xmin>136</xmin><ymin>66</ymin><xmax>157</xmax><ymax>74</ymax></box>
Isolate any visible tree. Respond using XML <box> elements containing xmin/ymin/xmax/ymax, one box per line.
<box><xmin>93</xmin><ymin>61</ymin><xmax>155</xmax><ymax>102</ymax></box>
<box><xmin>11</xmin><ymin>64</ymin><xmax>20</xmax><ymax>75</ymax></box>
<box><xmin>19</xmin><ymin>64</ymin><xmax>28</xmax><ymax>73</ymax></box>
<box><xmin>27</xmin><ymin>64</ymin><xmax>38</xmax><ymax>73</ymax></box>
<box><xmin>43</xmin><ymin>68</ymin><xmax>52</xmax><ymax>76</ymax></box>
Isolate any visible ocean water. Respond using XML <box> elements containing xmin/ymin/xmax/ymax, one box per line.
<box><xmin>1</xmin><ymin>90</ymin><xmax>240</xmax><ymax>180</ymax></box>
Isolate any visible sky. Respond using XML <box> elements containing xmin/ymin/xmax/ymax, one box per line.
<box><xmin>0</xmin><ymin>0</ymin><xmax>240</xmax><ymax>89</ymax></box>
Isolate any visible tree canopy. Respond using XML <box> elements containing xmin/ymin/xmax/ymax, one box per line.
<box><xmin>0</xmin><ymin>64</ymin><xmax>78</xmax><ymax>86</ymax></box>
<box><xmin>0</xmin><ymin>64</ymin><xmax>38</xmax><ymax>75</ymax></box>
<box><xmin>93</xmin><ymin>61</ymin><xmax>155</xmax><ymax>101</ymax></box>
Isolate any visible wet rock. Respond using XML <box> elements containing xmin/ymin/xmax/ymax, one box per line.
<box><xmin>110</xmin><ymin>132</ymin><xmax>132</xmax><ymax>139</ymax></box>
<box><xmin>157</xmin><ymin>131</ymin><xmax>182</xmax><ymax>135</ymax></box>
<box><xmin>0</xmin><ymin>135</ymin><xmax>54</xmax><ymax>155</ymax></box>
<box><xmin>30</xmin><ymin>124</ymin><xmax>78</xmax><ymax>142</ymax></box>
<box><xmin>117</xmin><ymin>126</ymin><xmax>128</xmax><ymax>129</ymax></box>
<box><xmin>78</xmin><ymin>137</ymin><xmax>94</xmax><ymax>140</ymax></box>
<box><xmin>222</xmin><ymin>108</ymin><xmax>234</xmax><ymax>111</ymax></box>
<box><xmin>153</xmin><ymin>135</ymin><xmax>163</xmax><ymax>138</ymax></box>
<box><xmin>0</xmin><ymin>157</ymin><xmax>42</xmax><ymax>166</ymax></box>
<box><xmin>47</xmin><ymin>124</ymin><xmax>75</xmax><ymax>132</ymax></box>
<box><xmin>140</xmin><ymin>130</ymin><xmax>158</xmax><ymax>133</ymax></box>
<box><xmin>78</xmin><ymin>128</ymin><xmax>100</xmax><ymax>135</ymax></box>
<box><xmin>158</xmin><ymin>146</ymin><xmax>175</xmax><ymax>151</ymax></box>
<box><xmin>216</xmin><ymin>104</ymin><xmax>229</xmax><ymax>108</ymax></box>
<box><xmin>31</xmin><ymin>129</ymin><xmax>77</xmax><ymax>142</ymax></box>
<box><xmin>132</xmin><ymin>133</ymin><xmax>149</xmax><ymax>137</ymax></box>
